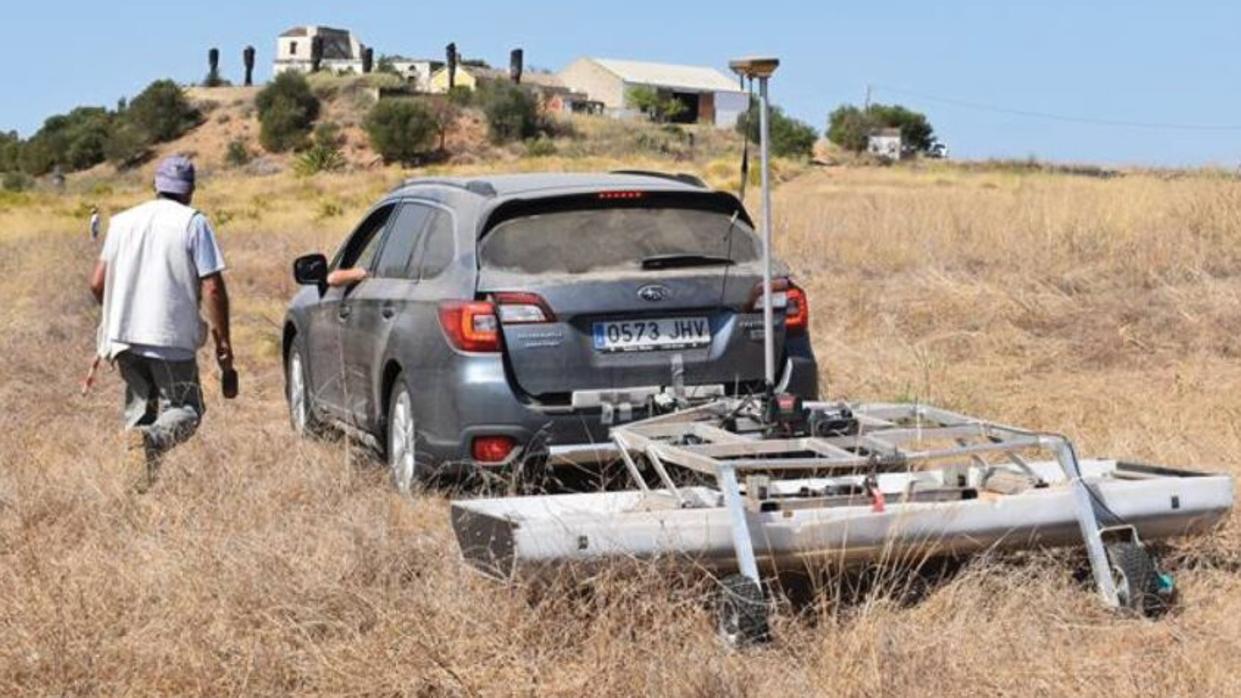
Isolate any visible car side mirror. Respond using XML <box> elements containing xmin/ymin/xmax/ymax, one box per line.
<box><xmin>293</xmin><ymin>253</ymin><xmax>328</xmax><ymax>291</ymax></box>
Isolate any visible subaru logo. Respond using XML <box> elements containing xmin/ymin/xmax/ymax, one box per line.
<box><xmin>637</xmin><ymin>284</ymin><xmax>671</xmax><ymax>302</ymax></box>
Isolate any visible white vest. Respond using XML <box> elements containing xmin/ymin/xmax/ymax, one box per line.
<box><xmin>99</xmin><ymin>198</ymin><xmax>208</xmax><ymax>358</ymax></box>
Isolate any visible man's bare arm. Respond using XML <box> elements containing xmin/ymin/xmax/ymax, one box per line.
<box><xmin>89</xmin><ymin>261</ymin><xmax>106</xmax><ymax>304</ymax></box>
<box><xmin>202</xmin><ymin>272</ymin><xmax>233</xmax><ymax>369</ymax></box>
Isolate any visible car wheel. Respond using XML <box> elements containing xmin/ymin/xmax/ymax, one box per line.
<box><xmin>286</xmin><ymin>345</ymin><xmax>323</xmax><ymax>437</ymax></box>
<box><xmin>387</xmin><ymin>377</ymin><xmax>419</xmax><ymax>494</ymax></box>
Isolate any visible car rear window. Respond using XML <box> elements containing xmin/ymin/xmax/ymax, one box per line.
<box><xmin>479</xmin><ymin>194</ymin><xmax>760</xmax><ymax>275</ymax></box>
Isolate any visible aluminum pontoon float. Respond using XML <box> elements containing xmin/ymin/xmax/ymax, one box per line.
<box><xmin>451</xmin><ymin>399</ymin><xmax>1234</xmax><ymax>643</ymax></box>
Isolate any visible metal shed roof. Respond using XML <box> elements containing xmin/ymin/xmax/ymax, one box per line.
<box><xmin>588</xmin><ymin>58</ymin><xmax>742</xmax><ymax>94</ymax></box>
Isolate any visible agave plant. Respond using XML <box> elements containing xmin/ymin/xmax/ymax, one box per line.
<box><xmin>293</xmin><ymin>145</ymin><xmax>346</xmax><ymax>176</ymax></box>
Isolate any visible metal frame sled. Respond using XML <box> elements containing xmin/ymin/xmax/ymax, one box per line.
<box><xmin>451</xmin><ymin>399</ymin><xmax>1234</xmax><ymax>642</ymax></box>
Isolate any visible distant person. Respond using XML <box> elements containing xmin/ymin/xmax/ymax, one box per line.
<box><xmin>89</xmin><ymin>207</ymin><xmax>101</xmax><ymax>241</ymax></box>
<box><xmin>87</xmin><ymin>155</ymin><xmax>234</xmax><ymax>492</ymax></box>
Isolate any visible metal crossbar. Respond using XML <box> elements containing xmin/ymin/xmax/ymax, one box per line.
<box><xmin>609</xmin><ymin>399</ymin><xmax>1120</xmax><ymax>606</ymax></box>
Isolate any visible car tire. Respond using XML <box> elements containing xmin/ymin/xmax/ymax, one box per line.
<box><xmin>386</xmin><ymin>375</ymin><xmax>420</xmax><ymax>494</ymax></box>
<box><xmin>286</xmin><ymin>344</ymin><xmax>324</xmax><ymax>437</ymax></box>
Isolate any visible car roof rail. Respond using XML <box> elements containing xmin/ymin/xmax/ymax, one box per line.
<box><xmin>393</xmin><ymin>178</ymin><xmax>497</xmax><ymax>197</ymax></box>
<box><xmin>609</xmin><ymin>170</ymin><xmax>708</xmax><ymax>189</ymax></box>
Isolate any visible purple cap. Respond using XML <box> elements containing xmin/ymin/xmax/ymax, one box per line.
<box><xmin>154</xmin><ymin>155</ymin><xmax>196</xmax><ymax>195</ymax></box>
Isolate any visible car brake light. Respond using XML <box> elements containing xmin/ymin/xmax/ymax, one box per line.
<box><xmin>438</xmin><ymin>300</ymin><xmax>501</xmax><ymax>352</ymax></box>
<box><xmin>785</xmin><ymin>282</ymin><xmax>809</xmax><ymax>333</ymax></box>
<box><xmin>749</xmin><ymin>278</ymin><xmax>808</xmax><ymax>333</ymax></box>
<box><xmin>493</xmin><ymin>292</ymin><xmax>556</xmax><ymax>324</ymax></box>
<box><xmin>749</xmin><ymin>278</ymin><xmax>790</xmax><ymax>312</ymax></box>
<box><xmin>598</xmin><ymin>191</ymin><xmax>644</xmax><ymax>200</ymax></box>
<box><xmin>472</xmin><ymin>435</ymin><xmax>516</xmax><ymax>463</ymax></box>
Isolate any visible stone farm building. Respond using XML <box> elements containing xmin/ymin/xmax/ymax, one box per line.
<box><xmin>274</xmin><ymin>26</ymin><xmax>366</xmax><ymax>75</ymax></box>
<box><xmin>558</xmin><ymin>57</ymin><xmax>748</xmax><ymax>127</ymax></box>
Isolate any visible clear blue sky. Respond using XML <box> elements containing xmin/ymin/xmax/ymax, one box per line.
<box><xmin>4</xmin><ymin>1</ymin><xmax>1240</xmax><ymax>166</ymax></box>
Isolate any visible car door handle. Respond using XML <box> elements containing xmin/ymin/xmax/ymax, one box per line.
<box><xmin>338</xmin><ymin>305</ymin><xmax>352</xmax><ymax>321</ymax></box>
<box><xmin>381</xmin><ymin>302</ymin><xmax>396</xmax><ymax>319</ymax></box>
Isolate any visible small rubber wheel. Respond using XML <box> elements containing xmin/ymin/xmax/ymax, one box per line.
<box><xmin>1106</xmin><ymin>542</ymin><xmax>1168</xmax><ymax>617</ymax></box>
<box><xmin>386</xmin><ymin>377</ymin><xmax>419</xmax><ymax>494</ymax></box>
<box><xmin>286</xmin><ymin>345</ymin><xmax>324</xmax><ymax>437</ymax></box>
<box><xmin>715</xmin><ymin>574</ymin><xmax>771</xmax><ymax>647</ymax></box>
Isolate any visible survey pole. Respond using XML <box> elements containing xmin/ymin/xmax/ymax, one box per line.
<box><xmin>729</xmin><ymin>57</ymin><xmax>780</xmax><ymax>388</ymax></box>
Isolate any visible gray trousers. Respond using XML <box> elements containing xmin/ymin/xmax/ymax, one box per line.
<box><xmin>117</xmin><ymin>352</ymin><xmax>205</xmax><ymax>454</ymax></box>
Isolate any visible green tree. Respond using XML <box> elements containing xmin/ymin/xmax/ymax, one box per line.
<box><xmin>825</xmin><ymin>105</ymin><xmax>872</xmax><ymax>153</ymax></box>
<box><xmin>17</xmin><ymin>107</ymin><xmax>115</xmax><ymax>174</ymax></box>
<box><xmin>364</xmin><ymin>98</ymin><xmax>437</xmax><ymax>164</ymax></box>
<box><xmin>256</xmin><ymin>72</ymin><xmax>320</xmax><ymax>152</ymax></box>
<box><xmin>626</xmin><ymin>85</ymin><xmax>688</xmax><ymax>123</ymax></box>
<box><xmin>127</xmin><ymin>80</ymin><xmax>200</xmax><ymax>143</ymax></box>
<box><xmin>479</xmin><ymin>82</ymin><xmax>542</xmax><ymax>143</ymax></box>
<box><xmin>736</xmin><ymin>101</ymin><xmax>818</xmax><ymax>159</ymax></box>
<box><xmin>104</xmin><ymin>119</ymin><xmax>152</xmax><ymax>168</ymax></box>
<box><xmin>826</xmin><ymin>102</ymin><xmax>937</xmax><ymax>154</ymax></box>
<box><xmin>0</xmin><ymin>131</ymin><xmax>19</xmax><ymax>172</ymax></box>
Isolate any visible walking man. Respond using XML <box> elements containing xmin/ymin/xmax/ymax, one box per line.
<box><xmin>89</xmin><ymin>207</ymin><xmax>101</xmax><ymax>241</ymax></box>
<box><xmin>88</xmin><ymin>156</ymin><xmax>233</xmax><ymax>491</ymax></box>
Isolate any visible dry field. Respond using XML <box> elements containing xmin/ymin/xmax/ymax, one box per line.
<box><xmin>1</xmin><ymin>162</ymin><xmax>1240</xmax><ymax>696</ymax></box>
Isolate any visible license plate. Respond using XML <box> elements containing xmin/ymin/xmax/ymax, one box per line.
<box><xmin>592</xmin><ymin>317</ymin><xmax>710</xmax><ymax>353</ymax></box>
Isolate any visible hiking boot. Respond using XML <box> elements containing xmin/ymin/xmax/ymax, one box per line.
<box><xmin>125</xmin><ymin>429</ymin><xmax>159</xmax><ymax>493</ymax></box>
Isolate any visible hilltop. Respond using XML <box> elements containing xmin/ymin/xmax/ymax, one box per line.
<box><xmin>57</xmin><ymin>74</ymin><xmax>792</xmax><ymax>194</ymax></box>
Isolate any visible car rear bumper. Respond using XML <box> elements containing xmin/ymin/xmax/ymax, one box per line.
<box><xmin>415</xmin><ymin>350</ymin><xmax>819</xmax><ymax>471</ymax></box>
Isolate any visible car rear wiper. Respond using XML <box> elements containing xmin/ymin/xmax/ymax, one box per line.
<box><xmin>641</xmin><ymin>254</ymin><xmax>736</xmax><ymax>270</ymax></box>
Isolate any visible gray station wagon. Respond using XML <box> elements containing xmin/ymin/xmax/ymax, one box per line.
<box><xmin>283</xmin><ymin>172</ymin><xmax>818</xmax><ymax>489</ymax></box>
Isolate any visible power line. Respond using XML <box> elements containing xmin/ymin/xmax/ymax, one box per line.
<box><xmin>871</xmin><ymin>84</ymin><xmax>1241</xmax><ymax>132</ymax></box>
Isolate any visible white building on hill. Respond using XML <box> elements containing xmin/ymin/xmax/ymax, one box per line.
<box><xmin>274</xmin><ymin>26</ymin><xmax>366</xmax><ymax>75</ymax></box>
<box><xmin>559</xmin><ymin>57</ymin><xmax>748</xmax><ymax>128</ymax></box>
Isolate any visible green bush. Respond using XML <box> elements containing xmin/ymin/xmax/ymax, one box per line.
<box><xmin>103</xmin><ymin>119</ymin><xmax>151</xmax><ymax>168</ymax></box>
<box><xmin>2</xmin><ymin>171</ymin><xmax>32</xmax><ymax>192</ymax></box>
<box><xmin>446</xmin><ymin>85</ymin><xmax>475</xmax><ymax>107</ymax></box>
<box><xmin>736</xmin><ymin>101</ymin><xmax>818</xmax><ymax>159</ymax></box>
<box><xmin>127</xmin><ymin>80</ymin><xmax>200</xmax><ymax>143</ymax></box>
<box><xmin>225</xmin><ymin>139</ymin><xmax>251</xmax><ymax>167</ymax></box>
<box><xmin>364</xmin><ymin>98</ymin><xmax>436</xmax><ymax>165</ymax></box>
<box><xmin>479</xmin><ymin>82</ymin><xmax>542</xmax><ymax>143</ymax></box>
<box><xmin>203</xmin><ymin>70</ymin><xmax>229</xmax><ymax>88</ymax></box>
<box><xmin>257</xmin><ymin>72</ymin><xmax>320</xmax><ymax>153</ymax></box>
<box><xmin>524</xmin><ymin>136</ymin><xmax>557</xmax><ymax>157</ymax></box>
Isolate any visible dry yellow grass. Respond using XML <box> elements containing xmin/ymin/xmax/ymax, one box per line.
<box><xmin>1</xmin><ymin>162</ymin><xmax>1239</xmax><ymax>695</ymax></box>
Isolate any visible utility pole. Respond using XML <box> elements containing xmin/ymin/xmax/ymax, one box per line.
<box><xmin>864</xmin><ymin>83</ymin><xmax>872</xmax><ymax>110</ymax></box>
